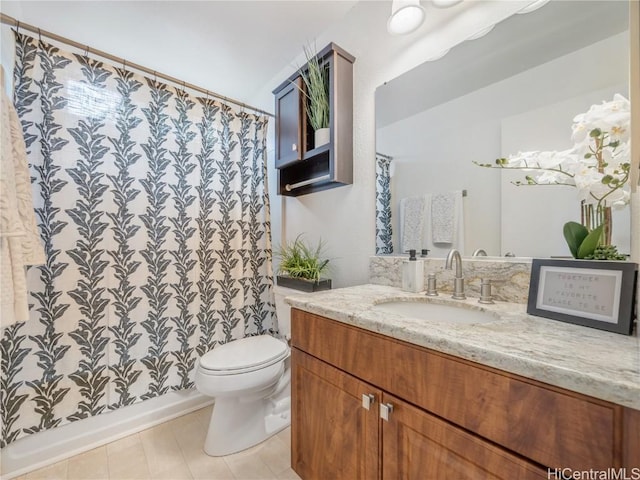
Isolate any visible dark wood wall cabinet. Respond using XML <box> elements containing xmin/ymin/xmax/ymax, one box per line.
<box><xmin>273</xmin><ymin>43</ymin><xmax>354</xmax><ymax>196</ymax></box>
<box><xmin>291</xmin><ymin>308</ymin><xmax>640</xmax><ymax>480</ymax></box>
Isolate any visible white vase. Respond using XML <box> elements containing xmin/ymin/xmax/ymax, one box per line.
<box><xmin>314</xmin><ymin>128</ymin><xmax>330</xmax><ymax>148</ymax></box>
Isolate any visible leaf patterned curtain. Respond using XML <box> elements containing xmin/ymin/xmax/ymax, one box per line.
<box><xmin>0</xmin><ymin>33</ymin><xmax>276</xmax><ymax>447</ymax></box>
<box><xmin>375</xmin><ymin>154</ymin><xmax>393</xmax><ymax>254</ymax></box>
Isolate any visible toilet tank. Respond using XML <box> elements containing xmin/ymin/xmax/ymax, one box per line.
<box><xmin>273</xmin><ymin>286</ymin><xmax>306</xmax><ymax>340</ymax></box>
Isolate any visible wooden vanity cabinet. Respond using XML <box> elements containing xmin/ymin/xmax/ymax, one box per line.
<box><xmin>291</xmin><ymin>308</ymin><xmax>639</xmax><ymax>479</ymax></box>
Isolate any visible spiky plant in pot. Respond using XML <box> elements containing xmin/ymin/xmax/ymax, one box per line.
<box><xmin>299</xmin><ymin>45</ymin><xmax>330</xmax><ymax>146</ymax></box>
<box><xmin>275</xmin><ymin>234</ymin><xmax>331</xmax><ymax>292</ymax></box>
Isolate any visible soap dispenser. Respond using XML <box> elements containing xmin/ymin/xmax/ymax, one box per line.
<box><xmin>402</xmin><ymin>250</ymin><xmax>424</xmax><ymax>293</ymax></box>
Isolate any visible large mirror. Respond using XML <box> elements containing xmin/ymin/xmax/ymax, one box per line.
<box><xmin>375</xmin><ymin>0</ymin><xmax>630</xmax><ymax>258</ymax></box>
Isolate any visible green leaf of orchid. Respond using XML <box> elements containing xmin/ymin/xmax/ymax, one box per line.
<box><xmin>577</xmin><ymin>224</ymin><xmax>604</xmax><ymax>259</ymax></box>
<box><xmin>563</xmin><ymin>221</ymin><xmax>588</xmax><ymax>259</ymax></box>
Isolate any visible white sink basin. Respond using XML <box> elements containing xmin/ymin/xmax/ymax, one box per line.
<box><xmin>373</xmin><ymin>301</ymin><xmax>496</xmax><ymax>325</ymax></box>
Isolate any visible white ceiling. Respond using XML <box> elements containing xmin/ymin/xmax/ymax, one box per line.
<box><xmin>0</xmin><ymin>1</ymin><xmax>359</xmax><ymax>109</ymax></box>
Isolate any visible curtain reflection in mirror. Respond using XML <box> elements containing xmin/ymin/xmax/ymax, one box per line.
<box><xmin>376</xmin><ymin>153</ymin><xmax>393</xmax><ymax>254</ymax></box>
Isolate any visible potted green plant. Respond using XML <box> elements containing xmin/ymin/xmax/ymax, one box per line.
<box><xmin>275</xmin><ymin>234</ymin><xmax>331</xmax><ymax>292</ymax></box>
<box><xmin>298</xmin><ymin>45</ymin><xmax>330</xmax><ymax>148</ymax></box>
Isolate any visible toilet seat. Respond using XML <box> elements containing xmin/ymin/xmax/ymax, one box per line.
<box><xmin>199</xmin><ymin>335</ymin><xmax>289</xmax><ymax>376</ymax></box>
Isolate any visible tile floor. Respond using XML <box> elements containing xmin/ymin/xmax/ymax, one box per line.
<box><xmin>16</xmin><ymin>406</ymin><xmax>300</xmax><ymax>480</ymax></box>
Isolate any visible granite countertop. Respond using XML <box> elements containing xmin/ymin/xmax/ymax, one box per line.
<box><xmin>285</xmin><ymin>284</ymin><xmax>640</xmax><ymax>410</ymax></box>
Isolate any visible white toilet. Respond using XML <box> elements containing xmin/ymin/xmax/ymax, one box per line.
<box><xmin>194</xmin><ymin>285</ymin><xmax>299</xmax><ymax>456</ymax></box>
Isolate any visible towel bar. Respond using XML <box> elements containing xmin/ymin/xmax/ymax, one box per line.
<box><xmin>285</xmin><ymin>174</ymin><xmax>331</xmax><ymax>192</ymax></box>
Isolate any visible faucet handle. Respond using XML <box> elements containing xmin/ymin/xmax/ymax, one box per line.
<box><xmin>425</xmin><ymin>273</ymin><xmax>438</xmax><ymax>296</ymax></box>
<box><xmin>478</xmin><ymin>278</ymin><xmax>494</xmax><ymax>304</ymax></box>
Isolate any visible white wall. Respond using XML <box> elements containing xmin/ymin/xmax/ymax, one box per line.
<box><xmin>378</xmin><ymin>31</ymin><xmax>628</xmax><ymax>258</ymax></box>
<box><xmin>251</xmin><ymin>1</ymin><xmax>529</xmax><ymax>288</ymax></box>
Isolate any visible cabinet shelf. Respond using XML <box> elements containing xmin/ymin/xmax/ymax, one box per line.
<box><xmin>273</xmin><ymin>43</ymin><xmax>354</xmax><ymax>197</ymax></box>
<box><xmin>302</xmin><ymin>142</ymin><xmax>330</xmax><ymax>161</ymax></box>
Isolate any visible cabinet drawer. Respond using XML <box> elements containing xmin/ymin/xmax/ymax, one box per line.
<box><xmin>292</xmin><ymin>308</ymin><xmax>622</xmax><ymax>470</ymax></box>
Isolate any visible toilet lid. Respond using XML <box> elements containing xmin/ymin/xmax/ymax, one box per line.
<box><xmin>199</xmin><ymin>335</ymin><xmax>289</xmax><ymax>373</ymax></box>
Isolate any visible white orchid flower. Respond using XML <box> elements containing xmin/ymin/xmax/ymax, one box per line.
<box><xmin>609</xmin><ymin>190</ymin><xmax>630</xmax><ymax>209</ymax></box>
<box><xmin>571</xmin><ymin>122</ymin><xmax>590</xmax><ymax>143</ymax></box>
<box><xmin>535</xmin><ymin>169</ymin><xmax>569</xmax><ymax>184</ymax></box>
<box><xmin>507</xmin><ymin>151</ymin><xmax>540</xmax><ymax>167</ymax></box>
<box><xmin>483</xmin><ymin>94</ymin><xmax>631</xmax><ymax>209</ymax></box>
<box><xmin>536</xmin><ymin>149</ymin><xmax>570</xmax><ymax>169</ymax></box>
<box><xmin>574</xmin><ymin>166</ymin><xmax>602</xmax><ymax>190</ymax></box>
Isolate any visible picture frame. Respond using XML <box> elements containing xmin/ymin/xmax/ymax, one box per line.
<box><xmin>527</xmin><ymin>259</ymin><xmax>637</xmax><ymax>335</ymax></box>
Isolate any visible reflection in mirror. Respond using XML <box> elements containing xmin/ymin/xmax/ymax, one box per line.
<box><xmin>375</xmin><ymin>0</ymin><xmax>630</xmax><ymax>258</ymax></box>
<box><xmin>375</xmin><ymin>153</ymin><xmax>393</xmax><ymax>254</ymax></box>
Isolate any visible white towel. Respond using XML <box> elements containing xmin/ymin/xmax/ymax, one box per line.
<box><xmin>431</xmin><ymin>191</ymin><xmax>462</xmax><ymax>244</ymax></box>
<box><xmin>1</xmin><ymin>83</ymin><xmax>46</xmax><ymax>327</ymax></box>
<box><xmin>400</xmin><ymin>196</ymin><xmax>425</xmax><ymax>252</ymax></box>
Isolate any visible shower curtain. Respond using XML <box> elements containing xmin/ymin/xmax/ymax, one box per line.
<box><xmin>0</xmin><ymin>32</ymin><xmax>276</xmax><ymax>447</ymax></box>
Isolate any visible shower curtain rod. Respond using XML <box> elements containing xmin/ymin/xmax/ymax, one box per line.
<box><xmin>0</xmin><ymin>12</ymin><xmax>275</xmax><ymax>118</ymax></box>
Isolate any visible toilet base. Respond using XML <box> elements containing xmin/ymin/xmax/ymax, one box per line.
<box><xmin>203</xmin><ymin>393</ymin><xmax>291</xmax><ymax>456</ymax></box>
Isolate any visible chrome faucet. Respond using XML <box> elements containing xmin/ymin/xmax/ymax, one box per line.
<box><xmin>472</xmin><ymin>249</ymin><xmax>487</xmax><ymax>257</ymax></box>
<box><xmin>445</xmin><ymin>249</ymin><xmax>466</xmax><ymax>299</ymax></box>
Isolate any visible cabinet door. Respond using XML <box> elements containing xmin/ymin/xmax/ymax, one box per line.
<box><xmin>274</xmin><ymin>77</ymin><xmax>303</xmax><ymax>169</ymax></box>
<box><xmin>381</xmin><ymin>393</ymin><xmax>547</xmax><ymax>480</ymax></box>
<box><xmin>292</xmin><ymin>349</ymin><xmax>380</xmax><ymax>480</ymax></box>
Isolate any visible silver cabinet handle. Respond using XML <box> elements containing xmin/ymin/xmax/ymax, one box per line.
<box><xmin>380</xmin><ymin>402</ymin><xmax>394</xmax><ymax>421</ymax></box>
<box><xmin>362</xmin><ymin>394</ymin><xmax>376</xmax><ymax>410</ymax></box>
<box><xmin>292</xmin><ymin>143</ymin><xmax>297</xmax><ymax>151</ymax></box>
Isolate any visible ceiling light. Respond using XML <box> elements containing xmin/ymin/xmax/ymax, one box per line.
<box><xmin>466</xmin><ymin>25</ymin><xmax>494</xmax><ymax>41</ymax></box>
<box><xmin>387</xmin><ymin>0</ymin><xmax>426</xmax><ymax>35</ymax></box>
<box><xmin>431</xmin><ymin>0</ymin><xmax>463</xmax><ymax>7</ymax></box>
<box><xmin>424</xmin><ymin>48</ymin><xmax>450</xmax><ymax>61</ymax></box>
<box><xmin>517</xmin><ymin>0</ymin><xmax>551</xmax><ymax>14</ymax></box>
